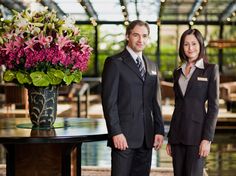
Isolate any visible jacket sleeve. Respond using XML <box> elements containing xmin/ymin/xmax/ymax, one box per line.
<box><xmin>101</xmin><ymin>57</ymin><xmax>122</xmax><ymax>137</ymax></box>
<box><xmin>203</xmin><ymin>64</ymin><xmax>219</xmax><ymax>141</ymax></box>
<box><xmin>153</xmin><ymin>67</ymin><xmax>165</xmax><ymax>136</ymax></box>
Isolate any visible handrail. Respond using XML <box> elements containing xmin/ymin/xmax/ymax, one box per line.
<box><xmin>77</xmin><ymin>83</ymin><xmax>90</xmax><ymax>117</ymax></box>
<box><xmin>77</xmin><ymin>77</ymin><xmax>102</xmax><ymax>117</ymax></box>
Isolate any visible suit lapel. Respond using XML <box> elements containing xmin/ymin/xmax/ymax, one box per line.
<box><xmin>174</xmin><ymin>69</ymin><xmax>184</xmax><ymax>98</ymax></box>
<box><xmin>121</xmin><ymin>49</ymin><xmax>145</xmax><ymax>81</ymax></box>
<box><xmin>174</xmin><ymin>63</ymin><xmax>206</xmax><ymax>98</ymax></box>
<box><xmin>184</xmin><ymin>68</ymin><xmax>204</xmax><ymax>96</ymax></box>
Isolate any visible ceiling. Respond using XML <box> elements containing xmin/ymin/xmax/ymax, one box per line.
<box><xmin>0</xmin><ymin>0</ymin><xmax>236</xmax><ymax>26</ymax></box>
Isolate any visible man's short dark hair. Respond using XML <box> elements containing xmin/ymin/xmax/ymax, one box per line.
<box><xmin>125</xmin><ymin>20</ymin><xmax>150</xmax><ymax>36</ymax></box>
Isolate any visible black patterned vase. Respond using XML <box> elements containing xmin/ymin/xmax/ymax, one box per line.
<box><xmin>28</xmin><ymin>86</ymin><xmax>58</xmax><ymax>128</ymax></box>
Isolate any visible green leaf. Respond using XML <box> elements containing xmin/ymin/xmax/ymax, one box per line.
<box><xmin>31</xmin><ymin>22</ymin><xmax>44</xmax><ymax>27</ymax></box>
<box><xmin>32</xmin><ymin>27</ymin><xmax>41</xmax><ymax>35</ymax></box>
<box><xmin>63</xmin><ymin>74</ymin><xmax>74</xmax><ymax>86</ymax></box>
<box><xmin>47</xmin><ymin>70</ymin><xmax>62</xmax><ymax>85</ymax></box>
<box><xmin>0</xmin><ymin>37</ymin><xmax>4</xmax><ymax>45</ymax></box>
<box><xmin>3</xmin><ymin>70</ymin><xmax>16</xmax><ymax>82</ymax></box>
<box><xmin>30</xmin><ymin>71</ymin><xmax>50</xmax><ymax>87</ymax></box>
<box><xmin>72</xmin><ymin>71</ymin><xmax>82</xmax><ymax>83</ymax></box>
<box><xmin>57</xmin><ymin>19</ymin><xmax>64</xmax><ymax>25</ymax></box>
<box><xmin>16</xmin><ymin>72</ymin><xmax>32</xmax><ymax>84</ymax></box>
<box><xmin>47</xmin><ymin>23</ymin><xmax>55</xmax><ymax>30</ymax></box>
<box><xmin>49</xmin><ymin>68</ymin><xmax>64</xmax><ymax>79</ymax></box>
<box><xmin>12</xmin><ymin>9</ymin><xmax>19</xmax><ymax>16</ymax></box>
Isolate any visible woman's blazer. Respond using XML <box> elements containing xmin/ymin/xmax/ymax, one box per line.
<box><xmin>168</xmin><ymin>62</ymin><xmax>219</xmax><ymax>145</ymax></box>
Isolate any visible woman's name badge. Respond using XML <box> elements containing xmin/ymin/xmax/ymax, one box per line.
<box><xmin>197</xmin><ymin>77</ymin><xmax>208</xmax><ymax>81</ymax></box>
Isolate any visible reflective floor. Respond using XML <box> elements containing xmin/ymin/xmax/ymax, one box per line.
<box><xmin>206</xmin><ymin>132</ymin><xmax>236</xmax><ymax>176</ymax></box>
<box><xmin>80</xmin><ymin>131</ymin><xmax>236</xmax><ymax>176</ymax></box>
<box><xmin>0</xmin><ymin>101</ymin><xmax>235</xmax><ymax>176</ymax></box>
<box><xmin>0</xmin><ymin>129</ymin><xmax>235</xmax><ymax>176</ymax></box>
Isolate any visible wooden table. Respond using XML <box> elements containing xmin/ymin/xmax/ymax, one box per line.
<box><xmin>0</xmin><ymin>117</ymin><xmax>108</xmax><ymax>176</ymax></box>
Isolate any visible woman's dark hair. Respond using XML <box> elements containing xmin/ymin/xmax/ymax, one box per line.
<box><xmin>125</xmin><ymin>20</ymin><xmax>150</xmax><ymax>36</ymax></box>
<box><xmin>179</xmin><ymin>29</ymin><xmax>208</xmax><ymax>63</ymax></box>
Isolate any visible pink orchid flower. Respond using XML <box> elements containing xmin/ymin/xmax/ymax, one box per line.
<box><xmin>14</xmin><ymin>37</ymin><xmax>24</xmax><ymax>48</ymax></box>
<box><xmin>3</xmin><ymin>41</ymin><xmax>14</xmax><ymax>54</ymax></box>
<box><xmin>35</xmin><ymin>33</ymin><xmax>53</xmax><ymax>48</ymax></box>
<box><xmin>24</xmin><ymin>37</ymin><xmax>37</xmax><ymax>51</ymax></box>
<box><xmin>57</xmin><ymin>35</ymin><xmax>72</xmax><ymax>50</ymax></box>
<box><xmin>5</xmin><ymin>31</ymin><xmax>16</xmax><ymax>40</ymax></box>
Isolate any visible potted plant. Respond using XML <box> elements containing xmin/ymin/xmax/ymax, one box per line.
<box><xmin>0</xmin><ymin>7</ymin><xmax>93</xmax><ymax>127</ymax></box>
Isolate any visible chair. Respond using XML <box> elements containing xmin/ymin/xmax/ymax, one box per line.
<box><xmin>4</xmin><ymin>83</ymin><xmax>28</xmax><ymax>111</ymax></box>
<box><xmin>220</xmin><ymin>82</ymin><xmax>236</xmax><ymax>112</ymax></box>
<box><xmin>160</xmin><ymin>81</ymin><xmax>174</xmax><ymax>105</ymax></box>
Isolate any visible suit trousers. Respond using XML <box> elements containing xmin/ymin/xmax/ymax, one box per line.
<box><xmin>111</xmin><ymin>144</ymin><xmax>152</xmax><ymax>176</ymax></box>
<box><xmin>171</xmin><ymin>144</ymin><xmax>205</xmax><ymax>176</ymax></box>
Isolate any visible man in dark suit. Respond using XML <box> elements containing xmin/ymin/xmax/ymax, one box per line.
<box><xmin>102</xmin><ymin>20</ymin><xmax>165</xmax><ymax>176</ymax></box>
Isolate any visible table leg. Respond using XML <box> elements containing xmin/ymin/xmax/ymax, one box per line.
<box><xmin>77</xmin><ymin>143</ymin><xmax>82</xmax><ymax>176</ymax></box>
<box><xmin>62</xmin><ymin>144</ymin><xmax>75</xmax><ymax>176</ymax></box>
<box><xmin>5</xmin><ymin>144</ymin><xmax>14</xmax><ymax>176</ymax></box>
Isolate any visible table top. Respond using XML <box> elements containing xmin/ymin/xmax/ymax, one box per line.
<box><xmin>0</xmin><ymin>117</ymin><xmax>108</xmax><ymax>144</ymax></box>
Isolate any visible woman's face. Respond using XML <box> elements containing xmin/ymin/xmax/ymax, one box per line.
<box><xmin>183</xmin><ymin>34</ymin><xmax>200</xmax><ymax>62</ymax></box>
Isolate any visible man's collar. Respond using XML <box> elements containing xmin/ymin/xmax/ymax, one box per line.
<box><xmin>126</xmin><ymin>46</ymin><xmax>142</xmax><ymax>59</ymax></box>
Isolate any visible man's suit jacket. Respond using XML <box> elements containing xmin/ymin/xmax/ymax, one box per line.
<box><xmin>167</xmin><ymin>62</ymin><xmax>219</xmax><ymax>145</ymax></box>
<box><xmin>102</xmin><ymin>49</ymin><xmax>164</xmax><ymax>149</ymax></box>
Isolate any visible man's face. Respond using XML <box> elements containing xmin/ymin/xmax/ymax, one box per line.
<box><xmin>126</xmin><ymin>25</ymin><xmax>149</xmax><ymax>53</ymax></box>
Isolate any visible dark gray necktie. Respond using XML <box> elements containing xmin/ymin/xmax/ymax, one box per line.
<box><xmin>136</xmin><ymin>56</ymin><xmax>146</xmax><ymax>81</ymax></box>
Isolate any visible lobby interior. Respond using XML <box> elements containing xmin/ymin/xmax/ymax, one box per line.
<box><xmin>0</xmin><ymin>0</ymin><xmax>236</xmax><ymax>176</ymax></box>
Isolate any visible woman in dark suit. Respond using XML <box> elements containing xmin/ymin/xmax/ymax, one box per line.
<box><xmin>166</xmin><ymin>29</ymin><xmax>219</xmax><ymax>176</ymax></box>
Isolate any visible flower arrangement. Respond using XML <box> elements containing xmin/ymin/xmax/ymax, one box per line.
<box><xmin>0</xmin><ymin>7</ymin><xmax>92</xmax><ymax>87</ymax></box>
